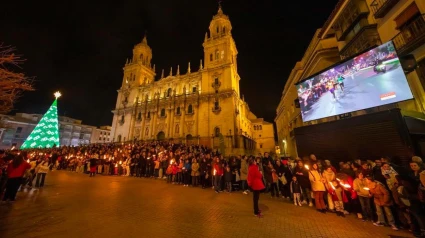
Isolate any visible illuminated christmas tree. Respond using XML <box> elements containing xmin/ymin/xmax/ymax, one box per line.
<box><xmin>21</xmin><ymin>92</ymin><xmax>61</xmax><ymax>149</ymax></box>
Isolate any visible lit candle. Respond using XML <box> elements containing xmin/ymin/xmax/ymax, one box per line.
<box><xmin>363</xmin><ymin>187</ymin><xmax>370</xmax><ymax>190</ymax></box>
<box><xmin>304</xmin><ymin>165</ymin><xmax>309</xmax><ymax>170</ymax></box>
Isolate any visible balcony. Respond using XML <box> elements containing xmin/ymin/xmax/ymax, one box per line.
<box><xmin>211</xmin><ymin>81</ymin><xmax>221</xmax><ymax>89</ymax></box>
<box><xmin>334</xmin><ymin>0</ymin><xmax>369</xmax><ymax>41</ymax></box>
<box><xmin>212</xmin><ymin>106</ymin><xmax>221</xmax><ymax>113</ymax></box>
<box><xmin>392</xmin><ymin>14</ymin><xmax>425</xmax><ymax>56</ymax></box>
<box><xmin>370</xmin><ymin>0</ymin><xmax>399</xmax><ymax>19</ymax></box>
<box><xmin>339</xmin><ymin>24</ymin><xmax>381</xmax><ymax>59</ymax></box>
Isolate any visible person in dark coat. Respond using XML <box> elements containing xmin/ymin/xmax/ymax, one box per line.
<box><xmin>293</xmin><ymin>160</ymin><xmax>312</xmax><ymax>206</ymax></box>
<box><xmin>89</xmin><ymin>158</ymin><xmax>97</xmax><ymax>177</ymax></box>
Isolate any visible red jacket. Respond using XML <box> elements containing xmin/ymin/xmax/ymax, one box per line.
<box><xmin>7</xmin><ymin>162</ymin><xmax>31</xmax><ymax>178</ymax></box>
<box><xmin>247</xmin><ymin>164</ymin><xmax>265</xmax><ymax>191</ymax></box>
<box><xmin>214</xmin><ymin>163</ymin><xmax>223</xmax><ymax>176</ymax></box>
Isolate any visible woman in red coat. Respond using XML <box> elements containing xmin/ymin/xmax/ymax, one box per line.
<box><xmin>247</xmin><ymin>156</ymin><xmax>265</xmax><ymax>217</ymax></box>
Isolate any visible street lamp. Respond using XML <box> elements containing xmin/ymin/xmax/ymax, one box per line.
<box><xmin>282</xmin><ymin>139</ymin><xmax>287</xmax><ymax>156</ymax></box>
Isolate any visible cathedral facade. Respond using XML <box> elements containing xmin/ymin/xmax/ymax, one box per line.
<box><xmin>110</xmin><ymin>6</ymin><xmax>275</xmax><ymax>155</ymax></box>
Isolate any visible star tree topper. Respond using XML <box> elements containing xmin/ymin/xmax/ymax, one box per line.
<box><xmin>54</xmin><ymin>91</ymin><xmax>62</xmax><ymax>99</ymax></box>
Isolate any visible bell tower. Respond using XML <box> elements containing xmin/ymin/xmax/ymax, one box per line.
<box><xmin>123</xmin><ymin>35</ymin><xmax>156</xmax><ymax>87</ymax></box>
<box><xmin>202</xmin><ymin>4</ymin><xmax>239</xmax><ymax>95</ymax></box>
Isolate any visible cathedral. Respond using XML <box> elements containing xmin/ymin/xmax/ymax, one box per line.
<box><xmin>110</xmin><ymin>6</ymin><xmax>275</xmax><ymax>155</ymax></box>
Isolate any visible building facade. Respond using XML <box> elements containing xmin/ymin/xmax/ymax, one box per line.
<box><xmin>275</xmin><ymin>0</ymin><xmax>425</xmax><ymax>159</ymax></box>
<box><xmin>110</xmin><ymin>6</ymin><xmax>275</xmax><ymax>155</ymax></box>
<box><xmin>0</xmin><ymin>113</ymin><xmax>111</xmax><ymax>149</ymax></box>
<box><xmin>91</xmin><ymin>126</ymin><xmax>112</xmax><ymax>144</ymax></box>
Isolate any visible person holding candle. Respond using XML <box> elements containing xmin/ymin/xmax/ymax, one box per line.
<box><xmin>328</xmin><ymin>180</ymin><xmax>348</xmax><ymax>217</ymax></box>
<box><xmin>247</xmin><ymin>157</ymin><xmax>265</xmax><ymax>217</ymax></box>
<box><xmin>294</xmin><ymin>160</ymin><xmax>312</xmax><ymax>206</ymax></box>
<box><xmin>353</xmin><ymin>171</ymin><xmax>373</xmax><ymax>222</ymax></box>
<box><xmin>365</xmin><ymin>175</ymin><xmax>399</xmax><ymax>230</ymax></box>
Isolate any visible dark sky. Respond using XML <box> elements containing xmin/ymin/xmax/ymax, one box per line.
<box><xmin>1</xmin><ymin>0</ymin><xmax>339</xmax><ymax>127</ymax></box>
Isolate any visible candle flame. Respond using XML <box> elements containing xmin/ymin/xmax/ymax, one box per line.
<box><xmin>304</xmin><ymin>165</ymin><xmax>309</xmax><ymax>170</ymax></box>
<box><xmin>213</xmin><ymin>169</ymin><xmax>217</xmax><ymax>176</ymax></box>
<box><xmin>363</xmin><ymin>187</ymin><xmax>370</xmax><ymax>190</ymax></box>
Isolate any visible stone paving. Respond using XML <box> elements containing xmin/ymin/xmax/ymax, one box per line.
<box><xmin>0</xmin><ymin>171</ymin><xmax>414</xmax><ymax>238</ymax></box>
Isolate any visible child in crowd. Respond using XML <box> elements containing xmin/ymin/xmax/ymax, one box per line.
<box><xmin>224</xmin><ymin>166</ymin><xmax>233</xmax><ymax>193</ymax></box>
<box><xmin>290</xmin><ymin>176</ymin><xmax>302</xmax><ymax>206</ymax></box>
<box><xmin>171</xmin><ymin>163</ymin><xmax>178</xmax><ymax>184</ymax></box>
<box><xmin>328</xmin><ymin>180</ymin><xmax>348</xmax><ymax>217</ymax></box>
<box><xmin>166</xmin><ymin>164</ymin><xmax>173</xmax><ymax>183</ymax></box>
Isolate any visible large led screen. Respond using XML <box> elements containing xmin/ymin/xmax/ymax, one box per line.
<box><xmin>296</xmin><ymin>41</ymin><xmax>414</xmax><ymax>122</ymax></box>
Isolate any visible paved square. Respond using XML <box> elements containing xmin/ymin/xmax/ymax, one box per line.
<box><xmin>0</xmin><ymin>172</ymin><xmax>413</xmax><ymax>238</ymax></box>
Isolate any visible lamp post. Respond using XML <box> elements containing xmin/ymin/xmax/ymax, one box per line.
<box><xmin>282</xmin><ymin>139</ymin><xmax>287</xmax><ymax>156</ymax></box>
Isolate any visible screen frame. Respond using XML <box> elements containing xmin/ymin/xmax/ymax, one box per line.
<box><xmin>294</xmin><ymin>40</ymin><xmax>414</xmax><ymax>122</ymax></box>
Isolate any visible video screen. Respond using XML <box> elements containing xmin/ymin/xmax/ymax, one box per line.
<box><xmin>296</xmin><ymin>41</ymin><xmax>414</xmax><ymax>122</ymax></box>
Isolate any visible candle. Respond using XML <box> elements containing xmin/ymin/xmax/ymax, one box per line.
<box><xmin>329</xmin><ymin>181</ymin><xmax>335</xmax><ymax>190</ymax></box>
<box><xmin>304</xmin><ymin>165</ymin><xmax>309</xmax><ymax>170</ymax></box>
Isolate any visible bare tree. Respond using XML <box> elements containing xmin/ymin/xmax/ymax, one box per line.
<box><xmin>0</xmin><ymin>43</ymin><xmax>34</xmax><ymax>114</ymax></box>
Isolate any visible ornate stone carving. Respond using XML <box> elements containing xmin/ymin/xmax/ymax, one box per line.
<box><xmin>157</xmin><ymin>123</ymin><xmax>166</xmax><ymax>132</ymax></box>
<box><xmin>186</xmin><ymin>121</ymin><xmax>194</xmax><ymax>133</ymax></box>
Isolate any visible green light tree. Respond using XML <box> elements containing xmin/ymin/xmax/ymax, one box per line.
<box><xmin>21</xmin><ymin>92</ymin><xmax>61</xmax><ymax>149</ymax></box>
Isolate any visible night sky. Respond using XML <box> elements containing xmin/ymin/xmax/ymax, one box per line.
<box><xmin>1</xmin><ymin>0</ymin><xmax>339</xmax><ymax>127</ymax></box>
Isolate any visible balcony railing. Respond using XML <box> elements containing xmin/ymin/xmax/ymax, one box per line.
<box><xmin>370</xmin><ymin>0</ymin><xmax>399</xmax><ymax>19</ymax></box>
<box><xmin>212</xmin><ymin>106</ymin><xmax>221</xmax><ymax>113</ymax></box>
<box><xmin>340</xmin><ymin>25</ymin><xmax>381</xmax><ymax>59</ymax></box>
<box><xmin>334</xmin><ymin>0</ymin><xmax>369</xmax><ymax>41</ymax></box>
<box><xmin>392</xmin><ymin>14</ymin><xmax>425</xmax><ymax>56</ymax></box>
<box><xmin>211</xmin><ymin>81</ymin><xmax>221</xmax><ymax>89</ymax></box>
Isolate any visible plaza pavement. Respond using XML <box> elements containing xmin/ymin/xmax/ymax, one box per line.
<box><xmin>0</xmin><ymin>171</ymin><xmax>413</xmax><ymax>238</ymax></box>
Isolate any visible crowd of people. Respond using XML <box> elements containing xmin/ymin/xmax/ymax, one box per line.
<box><xmin>1</xmin><ymin>141</ymin><xmax>425</xmax><ymax>237</ymax></box>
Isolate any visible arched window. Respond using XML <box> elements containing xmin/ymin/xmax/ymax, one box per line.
<box><xmin>160</xmin><ymin>108</ymin><xmax>166</xmax><ymax>117</ymax></box>
<box><xmin>147</xmin><ymin>112</ymin><xmax>151</xmax><ymax>119</ymax></box>
<box><xmin>259</xmin><ymin>125</ymin><xmax>262</xmax><ymax>130</ymax></box>
<box><xmin>254</xmin><ymin>125</ymin><xmax>257</xmax><ymax>130</ymax></box>
<box><xmin>167</xmin><ymin>88</ymin><xmax>172</xmax><ymax>97</ymax></box>
<box><xmin>214</xmin><ymin>78</ymin><xmax>219</xmax><ymax>84</ymax></box>
<box><xmin>210</xmin><ymin>54</ymin><xmax>213</xmax><ymax>61</ymax></box>
<box><xmin>216</xmin><ymin>26</ymin><xmax>219</xmax><ymax>33</ymax></box>
<box><xmin>215</xmin><ymin>50</ymin><xmax>219</xmax><ymax>60</ymax></box>
<box><xmin>214</xmin><ymin>127</ymin><xmax>220</xmax><ymax>137</ymax></box>
<box><xmin>188</xmin><ymin>104</ymin><xmax>193</xmax><ymax>114</ymax></box>
<box><xmin>175</xmin><ymin>124</ymin><xmax>179</xmax><ymax>134</ymax></box>
<box><xmin>137</xmin><ymin>112</ymin><xmax>142</xmax><ymax>120</ymax></box>
<box><xmin>176</xmin><ymin>107</ymin><xmax>181</xmax><ymax>115</ymax></box>
<box><xmin>223</xmin><ymin>27</ymin><xmax>226</xmax><ymax>33</ymax></box>
<box><xmin>117</xmin><ymin>135</ymin><xmax>122</xmax><ymax>142</ymax></box>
